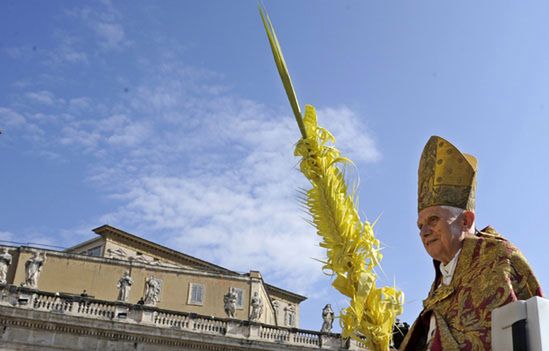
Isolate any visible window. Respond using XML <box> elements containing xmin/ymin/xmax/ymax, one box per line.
<box><xmin>232</xmin><ymin>288</ymin><xmax>244</xmax><ymax>309</ymax></box>
<box><xmin>285</xmin><ymin>305</ymin><xmax>296</xmax><ymax>327</ymax></box>
<box><xmin>188</xmin><ymin>283</ymin><xmax>204</xmax><ymax>305</ymax></box>
<box><xmin>288</xmin><ymin>312</ymin><xmax>295</xmax><ymax>326</ymax></box>
<box><xmin>87</xmin><ymin>245</ymin><xmax>102</xmax><ymax>257</ymax></box>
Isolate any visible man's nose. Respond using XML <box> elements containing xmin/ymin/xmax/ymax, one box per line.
<box><xmin>420</xmin><ymin>225</ymin><xmax>432</xmax><ymax>237</ymax></box>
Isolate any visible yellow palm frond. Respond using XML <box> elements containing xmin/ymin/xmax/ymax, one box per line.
<box><xmin>259</xmin><ymin>5</ymin><xmax>404</xmax><ymax>351</ymax></box>
<box><xmin>295</xmin><ymin>106</ymin><xmax>404</xmax><ymax>350</ymax></box>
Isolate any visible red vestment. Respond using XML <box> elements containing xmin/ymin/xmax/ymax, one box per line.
<box><xmin>400</xmin><ymin>227</ymin><xmax>543</xmax><ymax>350</ymax></box>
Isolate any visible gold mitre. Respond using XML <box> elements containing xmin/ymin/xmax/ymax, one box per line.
<box><xmin>418</xmin><ymin>136</ymin><xmax>477</xmax><ymax>212</ymax></box>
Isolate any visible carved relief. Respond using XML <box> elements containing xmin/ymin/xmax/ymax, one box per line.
<box><xmin>132</xmin><ymin>255</ymin><xmax>150</xmax><ymax>264</ymax></box>
<box><xmin>107</xmin><ymin>247</ymin><xmax>180</xmax><ymax>268</ymax></box>
<box><xmin>107</xmin><ymin>247</ymin><xmax>128</xmax><ymax>260</ymax></box>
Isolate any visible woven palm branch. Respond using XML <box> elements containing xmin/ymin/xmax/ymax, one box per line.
<box><xmin>259</xmin><ymin>5</ymin><xmax>403</xmax><ymax>351</ymax></box>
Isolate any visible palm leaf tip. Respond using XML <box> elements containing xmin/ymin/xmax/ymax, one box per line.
<box><xmin>258</xmin><ymin>4</ymin><xmax>307</xmax><ymax>139</ymax></box>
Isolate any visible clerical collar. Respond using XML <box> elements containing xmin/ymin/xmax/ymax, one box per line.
<box><xmin>439</xmin><ymin>249</ymin><xmax>461</xmax><ymax>286</ymax></box>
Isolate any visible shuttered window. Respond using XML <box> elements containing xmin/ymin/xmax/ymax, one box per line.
<box><xmin>188</xmin><ymin>283</ymin><xmax>204</xmax><ymax>305</ymax></box>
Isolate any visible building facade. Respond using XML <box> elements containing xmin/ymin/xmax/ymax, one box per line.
<box><xmin>0</xmin><ymin>225</ymin><xmax>369</xmax><ymax>350</ymax></box>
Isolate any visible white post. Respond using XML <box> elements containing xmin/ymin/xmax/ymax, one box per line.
<box><xmin>492</xmin><ymin>296</ymin><xmax>549</xmax><ymax>350</ymax></box>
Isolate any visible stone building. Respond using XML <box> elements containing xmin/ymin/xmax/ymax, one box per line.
<box><xmin>0</xmin><ymin>225</ymin><xmax>368</xmax><ymax>350</ymax></box>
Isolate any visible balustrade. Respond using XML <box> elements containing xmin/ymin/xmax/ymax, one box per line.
<box><xmin>193</xmin><ymin>317</ymin><xmax>226</xmax><ymax>334</ymax></box>
<box><xmin>292</xmin><ymin>330</ymin><xmax>320</xmax><ymax>346</ymax></box>
<box><xmin>76</xmin><ymin>300</ymin><xmax>116</xmax><ymax>319</ymax></box>
<box><xmin>0</xmin><ymin>285</ymin><xmax>365</xmax><ymax>350</ymax></box>
<box><xmin>154</xmin><ymin>311</ymin><xmax>190</xmax><ymax>329</ymax></box>
<box><xmin>259</xmin><ymin>325</ymin><xmax>290</xmax><ymax>342</ymax></box>
<box><xmin>33</xmin><ymin>293</ymin><xmax>72</xmax><ymax>313</ymax></box>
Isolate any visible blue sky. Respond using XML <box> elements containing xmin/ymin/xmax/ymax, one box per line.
<box><xmin>1</xmin><ymin>0</ymin><xmax>548</xmax><ymax>331</ymax></box>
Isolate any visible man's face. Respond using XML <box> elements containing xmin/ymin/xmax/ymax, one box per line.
<box><xmin>417</xmin><ymin>206</ymin><xmax>464</xmax><ymax>264</ymax></box>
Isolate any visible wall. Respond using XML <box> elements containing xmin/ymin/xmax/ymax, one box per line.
<box><xmin>270</xmin><ymin>297</ymin><xmax>300</xmax><ymax>328</ymax></box>
<box><xmin>249</xmin><ymin>271</ymin><xmax>277</xmax><ymax>325</ymax></box>
<box><xmin>11</xmin><ymin>247</ymin><xmax>252</xmax><ymax>321</ymax></box>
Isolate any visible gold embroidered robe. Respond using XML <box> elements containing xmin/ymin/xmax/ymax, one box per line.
<box><xmin>400</xmin><ymin>227</ymin><xmax>543</xmax><ymax>350</ymax></box>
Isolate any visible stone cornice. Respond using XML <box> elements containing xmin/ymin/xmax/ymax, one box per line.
<box><xmin>93</xmin><ymin>225</ymin><xmax>240</xmax><ymax>276</ymax></box>
<box><xmin>264</xmin><ymin>283</ymin><xmax>307</xmax><ymax>303</ymax></box>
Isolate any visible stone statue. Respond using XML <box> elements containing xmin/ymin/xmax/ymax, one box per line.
<box><xmin>22</xmin><ymin>251</ymin><xmax>46</xmax><ymax>288</ymax></box>
<box><xmin>143</xmin><ymin>276</ymin><xmax>161</xmax><ymax>306</ymax></box>
<box><xmin>321</xmin><ymin>304</ymin><xmax>334</xmax><ymax>333</ymax></box>
<box><xmin>117</xmin><ymin>271</ymin><xmax>133</xmax><ymax>302</ymax></box>
<box><xmin>249</xmin><ymin>291</ymin><xmax>263</xmax><ymax>321</ymax></box>
<box><xmin>0</xmin><ymin>247</ymin><xmax>12</xmax><ymax>284</ymax></box>
<box><xmin>223</xmin><ymin>287</ymin><xmax>237</xmax><ymax>318</ymax></box>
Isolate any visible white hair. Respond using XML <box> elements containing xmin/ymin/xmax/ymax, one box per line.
<box><xmin>440</xmin><ymin>205</ymin><xmax>475</xmax><ymax>235</ymax></box>
<box><xmin>440</xmin><ymin>205</ymin><xmax>465</xmax><ymax>218</ymax></box>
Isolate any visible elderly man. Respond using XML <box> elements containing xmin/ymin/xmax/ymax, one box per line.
<box><xmin>400</xmin><ymin>136</ymin><xmax>543</xmax><ymax>350</ymax></box>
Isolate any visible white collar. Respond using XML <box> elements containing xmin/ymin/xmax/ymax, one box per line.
<box><xmin>439</xmin><ymin>249</ymin><xmax>461</xmax><ymax>285</ymax></box>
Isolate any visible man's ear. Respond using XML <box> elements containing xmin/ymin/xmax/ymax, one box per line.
<box><xmin>463</xmin><ymin>211</ymin><xmax>475</xmax><ymax>229</ymax></box>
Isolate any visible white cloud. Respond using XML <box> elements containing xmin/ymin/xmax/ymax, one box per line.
<box><xmin>0</xmin><ymin>107</ymin><xmax>44</xmax><ymax>140</ymax></box>
<box><xmin>59</xmin><ymin>47</ymin><xmax>88</xmax><ymax>64</ymax></box>
<box><xmin>95</xmin><ymin>22</ymin><xmax>127</xmax><ymax>49</ymax></box>
<box><xmin>45</xmin><ymin>34</ymin><xmax>89</xmax><ymax>66</ymax></box>
<box><xmin>0</xmin><ymin>107</ymin><xmax>27</xmax><ymax>127</ymax></box>
<box><xmin>85</xmin><ymin>68</ymin><xmax>380</xmax><ymax>292</ymax></box>
<box><xmin>25</xmin><ymin>91</ymin><xmax>58</xmax><ymax>106</ymax></box>
<box><xmin>319</xmin><ymin>107</ymin><xmax>381</xmax><ymax>163</ymax></box>
<box><xmin>60</xmin><ymin>125</ymin><xmax>101</xmax><ymax>148</ymax></box>
<box><xmin>69</xmin><ymin>97</ymin><xmax>92</xmax><ymax>111</ymax></box>
<box><xmin>3</xmin><ymin>48</ymin><xmax>380</xmax><ymax>295</ymax></box>
<box><xmin>64</xmin><ymin>3</ymin><xmax>129</xmax><ymax>51</ymax></box>
<box><xmin>58</xmin><ymin>113</ymin><xmax>150</xmax><ymax>152</ymax></box>
<box><xmin>107</xmin><ymin>120</ymin><xmax>150</xmax><ymax>146</ymax></box>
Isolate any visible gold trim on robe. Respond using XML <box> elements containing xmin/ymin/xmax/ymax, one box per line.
<box><xmin>400</xmin><ymin>227</ymin><xmax>543</xmax><ymax>350</ymax></box>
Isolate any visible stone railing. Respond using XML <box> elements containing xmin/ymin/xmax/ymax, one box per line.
<box><xmin>153</xmin><ymin>311</ymin><xmax>229</xmax><ymax>335</ymax></box>
<box><xmin>0</xmin><ymin>284</ymin><xmax>368</xmax><ymax>350</ymax></box>
<box><xmin>29</xmin><ymin>290</ymin><xmax>117</xmax><ymax>319</ymax></box>
<box><xmin>257</xmin><ymin>324</ymin><xmax>321</xmax><ymax>346</ymax></box>
<box><xmin>33</xmin><ymin>292</ymin><xmax>73</xmax><ymax>313</ymax></box>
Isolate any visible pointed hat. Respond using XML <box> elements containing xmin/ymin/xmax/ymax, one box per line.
<box><xmin>418</xmin><ymin>136</ymin><xmax>477</xmax><ymax>212</ymax></box>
